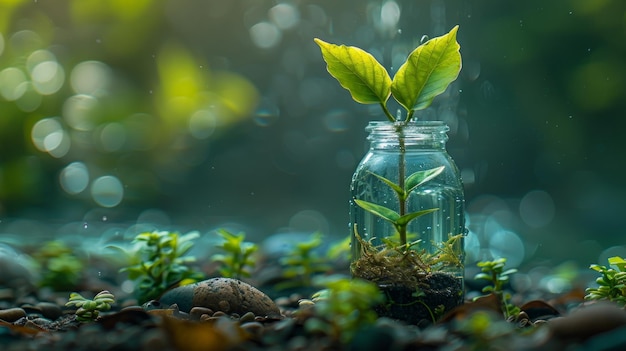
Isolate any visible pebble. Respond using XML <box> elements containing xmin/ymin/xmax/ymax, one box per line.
<box><xmin>21</xmin><ymin>302</ymin><xmax>63</xmax><ymax>320</ymax></box>
<box><xmin>189</xmin><ymin>306</ymin><xmax>213</xmax><ymax>319</ymax></box>
<box><xmin>0</xmin><ymin>308</ymin><xmax>26</xmax><ymax>322</ymax></box>
<box><xmin>159</xmin><ymin>278</ymin><xmax>281</xmax><ymax>318</ymax></box>
<box><xmin>549</xmin><ymin>302</ymin><xmax>626</xmax><ymax>340</ymax></box>
<box><xmin>241</xmin><ymin>321</ymin><xmax>264</xmax><ymax>338</ymax></box>
<box><xmin>240</xmin><ymin>311</ymin><xmax>256</xmax><ymax>323</ymax></box>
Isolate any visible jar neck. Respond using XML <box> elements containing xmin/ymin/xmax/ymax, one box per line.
<box><xmin>365</xmin><ymin>121</ymin><xmax>449</xmax><ymax>149</ymax></box>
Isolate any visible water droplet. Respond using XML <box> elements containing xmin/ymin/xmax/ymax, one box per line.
<box><xmin>102</xmin><ymin>215</ymin><xmax>108</xmax><ymax>222</ymax></box>
<box><xmin>83</xmin><ymin>222</ymin><xmax>88</xmax><ymax>229</ymax></box>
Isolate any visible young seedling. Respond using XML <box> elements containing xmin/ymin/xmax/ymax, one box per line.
<box><xmin>33</xmin><ymin>240</ymin><xmax>84</xmax><ymax>291</ymax></box>
<box><xmin>118</xmin><ymin>230</ymin><xmax>204</xmax><ymax>303</ymax></box>
<box><xmin>211</xmin><ymin>229</ymin><xmax>258</xmax><ymax>279</ymax></box>
<box><xmin>279</xmin><ymin>232</ymin><xmax>332</xmax><ymax>288</ymax></box>
<box><xmin>65</xmin><ymin>290</ymin><xmax>115</xmax><ymax>322</ymax></box>
<box><xmin>474</xmin><ymin>258</ymin><xmax>520</xmax><ymax>319</ymax></box>
<box><xmin>585</xmin><ymin>256</ymin><xmax>626</xmax><ymax>306</ymax></box>
<box><xmin>303</xmin><ymin>275</ymin><xmax>383</xmax><ymax>344</ymax></box>
<box><xmin>315</xmin><ymin>26</ymin><xmax>462</xmax><ymax>248</ymax></box>
<box><xmin>354</xmin><ymin>166</ymin><xmax>444</xmax><ymax>248</ymax></box>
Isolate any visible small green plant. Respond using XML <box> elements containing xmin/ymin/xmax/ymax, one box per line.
<box><xmin>33</xmin><ymin>240</ymin><xmax>84</xmax><ymax>291</ymax></box>
<box><xmin>316</xmin><ymin>26</ymin><xmax>464</xmax><ymax>323</ymax></box>
<box><xmin>316</xmin><ymin>26</ymin><xmax>461</xmax><ymax>249</ymax></box>
<box><xmin>585</xmin><ymin>256</ymin><xmax>626</xmax><ymax>306</ymax></box>
<box><xmin>355</xmin><ymin>167</ymin><xmax>444</xmax><ymax>247</ymax></box>
<box><xmin>65</xmin><ymin>290</ymin><xmax>115</xmax><ymax>322</ymax></box>
<box><xmin>474</xmin><ymin>258</ymin><xmax>520</xmax><ymax>319</ymax></box>
<box><xmin>278</xmin><ymin>232</ymin><xmax>332</xmax><ymax>288</ymax></box>
<box><xmin>211</xmin><ymin>229</ymin><xmax>258</xmax><ymax>279</ymax></box>
<box><xmin>118</xmin><ymin>230</ymin><xmax>204</xmax><ymax>303</ymax></box>
<box><xmin>304</xmin><ymin>275</ymin><xmax>383</xmax><ymax>344</ymax></box>
<box><xmin>453</xmin><ymin>310</ymin><xmax>515</xmax><ymax>351</ymax></box>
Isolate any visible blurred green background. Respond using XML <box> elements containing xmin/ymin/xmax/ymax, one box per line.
<box><xmin>1</xmin><ymin>0</ymin><xmax>625</xmax><ymax>268</ymax></box>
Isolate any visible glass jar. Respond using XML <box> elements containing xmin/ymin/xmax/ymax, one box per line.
<box><xmin>349</xmin><ymin>120</ymin><xmax>466</xmax><ymax>324</ymax></box>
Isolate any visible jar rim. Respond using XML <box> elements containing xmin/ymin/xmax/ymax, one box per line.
<box><xmin>365</xmin><ymin>120</ymin><xmax>449</xmax><ymax>132</ymax></box>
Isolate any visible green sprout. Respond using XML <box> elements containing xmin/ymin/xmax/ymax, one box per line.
<box><xmin>355</xmin><ymin>167</ymin><xmax>444</xmax><ymax>247</ymax></box>
<box><xmin>33</xmin><ymin>240</ymin><xmax>84</xmax><ymax>291</ymax></box>
<box><xmin>585</xmin><ymin>256</ymin><xmax>626</xmax><ymax>306</ymax></box>
<box><xmin>65</xmin><ymin>290</ymin><xmax>115</xmax><ymax>322</ymax></box>
<box><xmin>118</xmin><ymin>230</ymin><xmax>204</xmax><ymax>303</ymax></box>
<box><xmin>211</xmin><ymin>229</ymin><xmax>258</xmax><ymax>279</ymax></box>
<box><xmin>278</xmin><ymin>232</ymin><xmax>332</xmax><ymax>288</ymax></box>
<box><xmin>314</xmin><ymin>26</ymin><xmax>461</xmax><ymax>126</ymax></box>
<box><xmin>474</xmin><ymin>258</ymin><xmax>520</xmax><ymax>319</ymax></box>
<box><xmin>315</xmin><ymin>26</ymin><xmax>462</xmax><ymax>249</ymax></box>
<box><xmin>304</xmin><ymin>275</ymin><xmax>383</xmax><ymax>344</ymax></box>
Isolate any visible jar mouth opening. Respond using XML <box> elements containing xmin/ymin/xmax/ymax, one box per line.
<box><xmin>367</xmin><ymin>120</ymin><xmax>446</xmax><ymax>127</ymax></box>
<box><xmin>365</xmin><ymin>120</ymin><xmax>450</xmax><ymax>133</ymax></box>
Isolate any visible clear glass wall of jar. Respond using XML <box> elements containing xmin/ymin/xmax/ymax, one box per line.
<box><xmin>349</xmin><ymin>120</ymin><xmax>466</xmax><ymax>324</ymax></box>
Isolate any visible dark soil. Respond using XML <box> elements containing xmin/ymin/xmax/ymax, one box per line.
<box><xmin>375</xmin><ymin>272</ymin><xmax>463</xmax><ymax>326</ymax></box>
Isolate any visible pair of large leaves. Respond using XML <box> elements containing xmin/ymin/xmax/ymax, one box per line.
<box><xmin>314</xmin><ymin>26</ymin><xmax>461</xmax><ymax>118</ymax></box>
<box><xmin>354</xmin><ymin>166</ymin><xmax>444</xmax><ymax>228</ymax></box>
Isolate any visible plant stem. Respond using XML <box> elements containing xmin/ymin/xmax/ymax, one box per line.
<box><xmin>380</xmin><ymin>102</ymin><xmax>395</xmax><ymax>122</ymax></box>
<box><xmin>396</xmin><ymin>124</ymin><xmax>407</xmax><ymax>246</ymax></box>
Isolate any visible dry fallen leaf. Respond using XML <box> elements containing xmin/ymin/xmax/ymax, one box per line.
<box><xmin>161</xmin><ymin>315</ymin><xmax>249</xmax><ymax>351</ymax></box>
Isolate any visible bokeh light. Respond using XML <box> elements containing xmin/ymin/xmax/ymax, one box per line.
<box><xmin>70</xmin><ymin>61</ymin><xmax>111</xmax><ymax>96</ymax></box>
<box><xmin>63</xmin><ymin>94</ymin><xmax>100</xmax><ymax>131</ymax></box>
<box><xmin>269</xmin><ymin>3</ymin><xmax>300</xmax><ymax>30</ymax></box>
<box><xmin>188</xmin><ymin>110</ymin><xmax>216</xmax><ymax>140</ymax></box>
<box><xmin>31</xmin><ymin>118</ymin><xmax>71</xmax><ymax>158</ymax></box>
<box><xmin>26</xmin><ymin>49</ymin><xmax>65</xmax><ymax>96</ymax></box>
<box><xmin>91</xmin><ymin>175</ymin><xmax>124</xmax><ymax>208</ymax></box>
<box><xmin>60</xmin><ymin>162</ymin><xmax>90</xmax><ymax>195</ymax></box>
<box><xmin>288</xmin><ymin>209</ymin><xmax>329</xmax><ymax>234</ymax></box>
<box><xmin>519</xmin><ymin>190</ymin><xmax>555</xmax><ymax>228</ymax></box>
<box><xmin>0</xmin><ymin>67</ymin><xmax>28</xmax><ymax>101</ymax></box>
<box><xmin>249</xmin><ymin>21</ymin><xmax>282</xmax><ymax>49</ymax></box>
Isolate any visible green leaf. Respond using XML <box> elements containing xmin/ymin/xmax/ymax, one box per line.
<box><xmin>391</xmin><ymin>25</ymin><xmax>461</xmax><ymax>112</ymax></box>
<box><xmin>474</xmin><ymin>273</ymin><xmax>491</xmax><ymax>281</ymax></box>
<box><xmin>405</xmin><ymin>166</ymin><xmax>445</xmax><ymax>194</ymax></box>
<box><xmin>368</xmin><ymin>171</ymin><xmax>404</xmax><ymax>197</ymax></box>
<box><xmin>314</xmin><ymin>38</ymin><xmax>391</xmax><ymax>105</ymax></box>
<box><xmin>354</xmin><ymin>199</ymin><xmax>399</xmax><ymax>223</ymax></box>
<box><xmin>609</xmin><ymin>256</ymin><xmax>626</xmax><ymax>271</ymax></box>
<box><xmin>501</xmin><ymin>268</ymin><xmax>518</xmax><ymax>276</ymax></box>
<box><xmin>396</xmin><ymin>208</ymin><xmax>439</xmax><ymax>226</ymax></box>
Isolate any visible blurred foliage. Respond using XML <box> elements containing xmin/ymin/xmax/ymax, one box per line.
<box><xmin>211</xmin><ymin>228</ymin><xmax>258</xmax><ymax>279</ymax></box>
<box><xmin>32</xmin><ymin>240</ymin><xmax>84</xmax><ymax>291</ymax></box>
<box><xmin>117</xmin><ymin>230</ymin><xmax>204</xmax><ymax>303</ymax></box>
<box><xmin>0</xmin><ymin>0</ymin><xmax>259</xmax><ymax>215</ymax></box>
